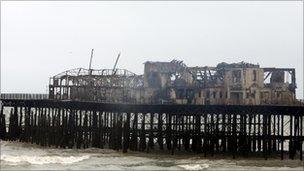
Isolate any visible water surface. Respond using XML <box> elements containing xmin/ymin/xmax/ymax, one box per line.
<box><xmin>1</xmin><ymin>141</ymin><xmax>303</xmax><ymax>170</ymax></box>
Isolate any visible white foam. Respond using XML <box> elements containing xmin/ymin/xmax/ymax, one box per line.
<box><xmin>1</xmin><ymin>154</ymin><xmax>90</xmax><ymax>165</ymax></box>
<box><xmin>178</xmin><ymin>164</ymin><xmax>209</xmax><ymax>170</ymax></box>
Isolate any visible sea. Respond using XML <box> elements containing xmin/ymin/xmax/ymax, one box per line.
<box><xmin>1</xmin><ymin>140</ymin><xmax>303</xmax><ymax>170</ymax></box>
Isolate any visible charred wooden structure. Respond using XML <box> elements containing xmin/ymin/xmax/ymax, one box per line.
<box><xmin>49</xmin><ymin>68</ymin><xmax>143</xmax><ymax>103</ymax></box>
<box><xmin>0</xmin><ymin>99</ymin><xmax>303</xmax><ymax>160</ymax></box>
<box><xmin>49</xmin><ymin>60</ymin><xmax>299</xmax><ymax>105</ymax></box>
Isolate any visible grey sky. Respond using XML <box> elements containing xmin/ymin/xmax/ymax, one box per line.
<box><xmin>1</xmin><ymin>1</ymin><xmax>303</xmax><ymax>99</ymax></box>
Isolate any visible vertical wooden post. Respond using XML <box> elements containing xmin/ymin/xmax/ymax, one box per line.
<box><xmin>232</xmin><ymin>113</ymin><xmax>237</xmax><ymax>159</ymax></box>
<box><xmin>258</xmin><ymin>114</ymin><xmax>261</xmax><ymax>152</ymax></box>
<box><xmin>184</xmin><ymin>115</ymin><xmax>190</xmax><ymax>152</ymax></box>
<box><xmin>262</xmin><ymin>114</ymin><xmax>267</xmax><ymax>160</ymax></box>
<box><xmin>300</xmin><ymin>115</ymin><xmax>303</xmax><ymax>161</ymax></box>
<box><xmin>77</xmin><ymin>110</ymin><xmax>83</xmax><ymax>149</ymax></box>
<box><xmin>210</xmin><ymin>113</ymin><xmax>214</xmax><ymax>156</ymax></box>
<box><xmin>92</xmin><ymin>110</ymin><xmax>98</xmax><ymax>147</ymax></box>
<box><xmin>99</xmin><ymin>111</ymin><xmax>104</xmax><ymax>149</ymax></box>
<box><xmin>166</xmin><ymin>113</ymin><xmax>172</xmax><ymax>151</ymax></box>
<box><xmin>140</xmin><ymin>113</ymin><xmax>146</xmax><ymax>151</ymax></box>
<box><xmin>248</xmin><ymin>113</ymin><xmax>252</xmax><ymax>156</ymax></box>
<box><xmin>277</xmin><ymin>114</ymin><xmax>280</xmax><ymax>152</ymax></box>
<box><xmin>157</xmin><ymin>113</ymin><xmax>164</xmax><ymax>150</ymax></box>
<box><xmin>14</xmin><ymin>106</ymin><xmax>19</xmax><ymax>140</ymax></box>
<box><xmin>272</xmin><ymin>114</ymin><xmax>276</xmax><ymax>153</ymax></box>
<box><xmin>215</xmin><ymin>113</ymin><xmax>219</xmax><ymax>153</ymax></box>
<box><xmin>281</xmin><ymin>114</ymin><xmax>284</xmax><ymax>160</ymax></box>
<box><xmin>222</xmin><ymin>113</ymin><xmax>226</xmax><ymax>152</ymax></box>
<box><xmin>171</xmin><ymin>114</ymin><xmax>177</xmax><ymax>155</ymax></box>
<box><xmin>268</xmin><ymin>114</ymin><xmax>272</xmax><ymax>156</ymax></box>
<box><xmin>50</xmin><ymin>108</ymin><xmax>55</xmax><ymax>146</ymax></box>
<box><xmin>130</xmin><ymin>113</ymin><xmax>138</xmax><ymax>151</ymax></box>
<box><xmin>46</xmin><ymin>108</ymin><xmax>51</xmax><ymax>147</ymax></box>
<box><xmin>104</xmin><ymin>112</ymin><xmax>108</xmax><ymax>146</ymax></box>
<box><xmin>289</xmin><ymin>115</ymin><xmax>293</xmax><ymax>159</ymax></box>
<box><xmin>123</xmin><ymin>112</ymin><xmax>130</xmax><ymax>153</ymax></box>
<box><xmin>195</xmin><ymin>114</ymin><xmax>201</xmax><ymax>153</ymax></box>
<box><xmin>0</xmin><ymin>105</ymin><xmax>6</xmax><ymax>140</ymax></box>
<box><xmin>68</xmin><ymin>109</ymin><xmax>76</xmax><ymax>148</ymax></box>
<box><xmin>117</xmin><ymin>112</ymin><xmax>123</xmax><ymax>150</ymax></box>
<box><xmin>253</xmin><ymin>114</ymin><xmax>256</xmax><ymax>153</ymax></box>
<box><xmin>18</xmin><ymin>106</ymin><xmax>22</xmax><ymax>142</ymax></box>
<box><xmin>148</xmin><ymin>113</ymin><xmax>154</xmax><ymax>152</ymax></box>
<box><xmin>203</xmin><ymin>114</ymin><xmax>207</xmax><ymax>156</ymax></box>
<box><xmin>83</xmin><ymin>112</ymin><xmax>89</xmax><ymax>149</ymax></box>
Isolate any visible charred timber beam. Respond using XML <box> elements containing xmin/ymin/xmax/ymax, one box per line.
<box><xmin>1</xmin><ymin>99</ymin><xmax>303</xmax><ymax>116</ymax></box>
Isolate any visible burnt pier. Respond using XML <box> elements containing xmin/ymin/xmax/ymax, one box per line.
<box><xmin>0</xmin><ymin>99</ymin><xmax>303</xmax><ymax>160</ymax></box>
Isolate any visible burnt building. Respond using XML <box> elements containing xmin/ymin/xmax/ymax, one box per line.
<box><xmin>49</xmin><ymin>68</ymin><xmax>144</xmax><ymax>103</ymax></box>
<box><xmin>49</xmin><ymin>60</ymin><xmax>298</xmax><ymax>105</ymax></box>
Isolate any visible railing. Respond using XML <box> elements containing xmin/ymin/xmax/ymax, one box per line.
<box><xmin>0</xmin><ymin>93</ymin><xmax>48</xmax><ymax>100</ymax></box>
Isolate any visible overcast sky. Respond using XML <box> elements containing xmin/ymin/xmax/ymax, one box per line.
<box><xmin>1</xmin><ymin>1</ymin><xmax>303</xmax><ymax>99</ymax></box>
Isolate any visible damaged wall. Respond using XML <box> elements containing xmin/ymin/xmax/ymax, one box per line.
<box><xmin>49</xmin><ymin>60</ymin><xmax>299</xmax><ymax>105</ymax></box>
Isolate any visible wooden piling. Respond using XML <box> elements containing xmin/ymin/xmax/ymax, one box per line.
<box><xmin>123</xmin><ymin>112</ymin><xmax>130</xmax><ymax>153</ymax></box>
<box><xmin>0</xmin><ymin>99</ymin><xmax>303</xmax><ymax>160</ymax></box>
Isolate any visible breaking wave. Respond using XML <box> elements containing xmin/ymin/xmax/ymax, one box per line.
<box><xmin>178</xmin><ymin>164</ymin><xmax>209</xmax><ymax>170</ymax></box>
<box><xmin>1</xmin><ymin>154</ymin><xmax>90</xmax><ymax>165</ymax></box>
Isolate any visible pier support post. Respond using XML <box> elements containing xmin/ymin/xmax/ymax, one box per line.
<box><xmin>0</xmin><ymin>104</ymin><xmax>6</xmax><ymax>140</ymax></box>
<box><xmin>123</xmin><ymin>112</ymin><xmax>130</xmax><ymax>153</ymax></box>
